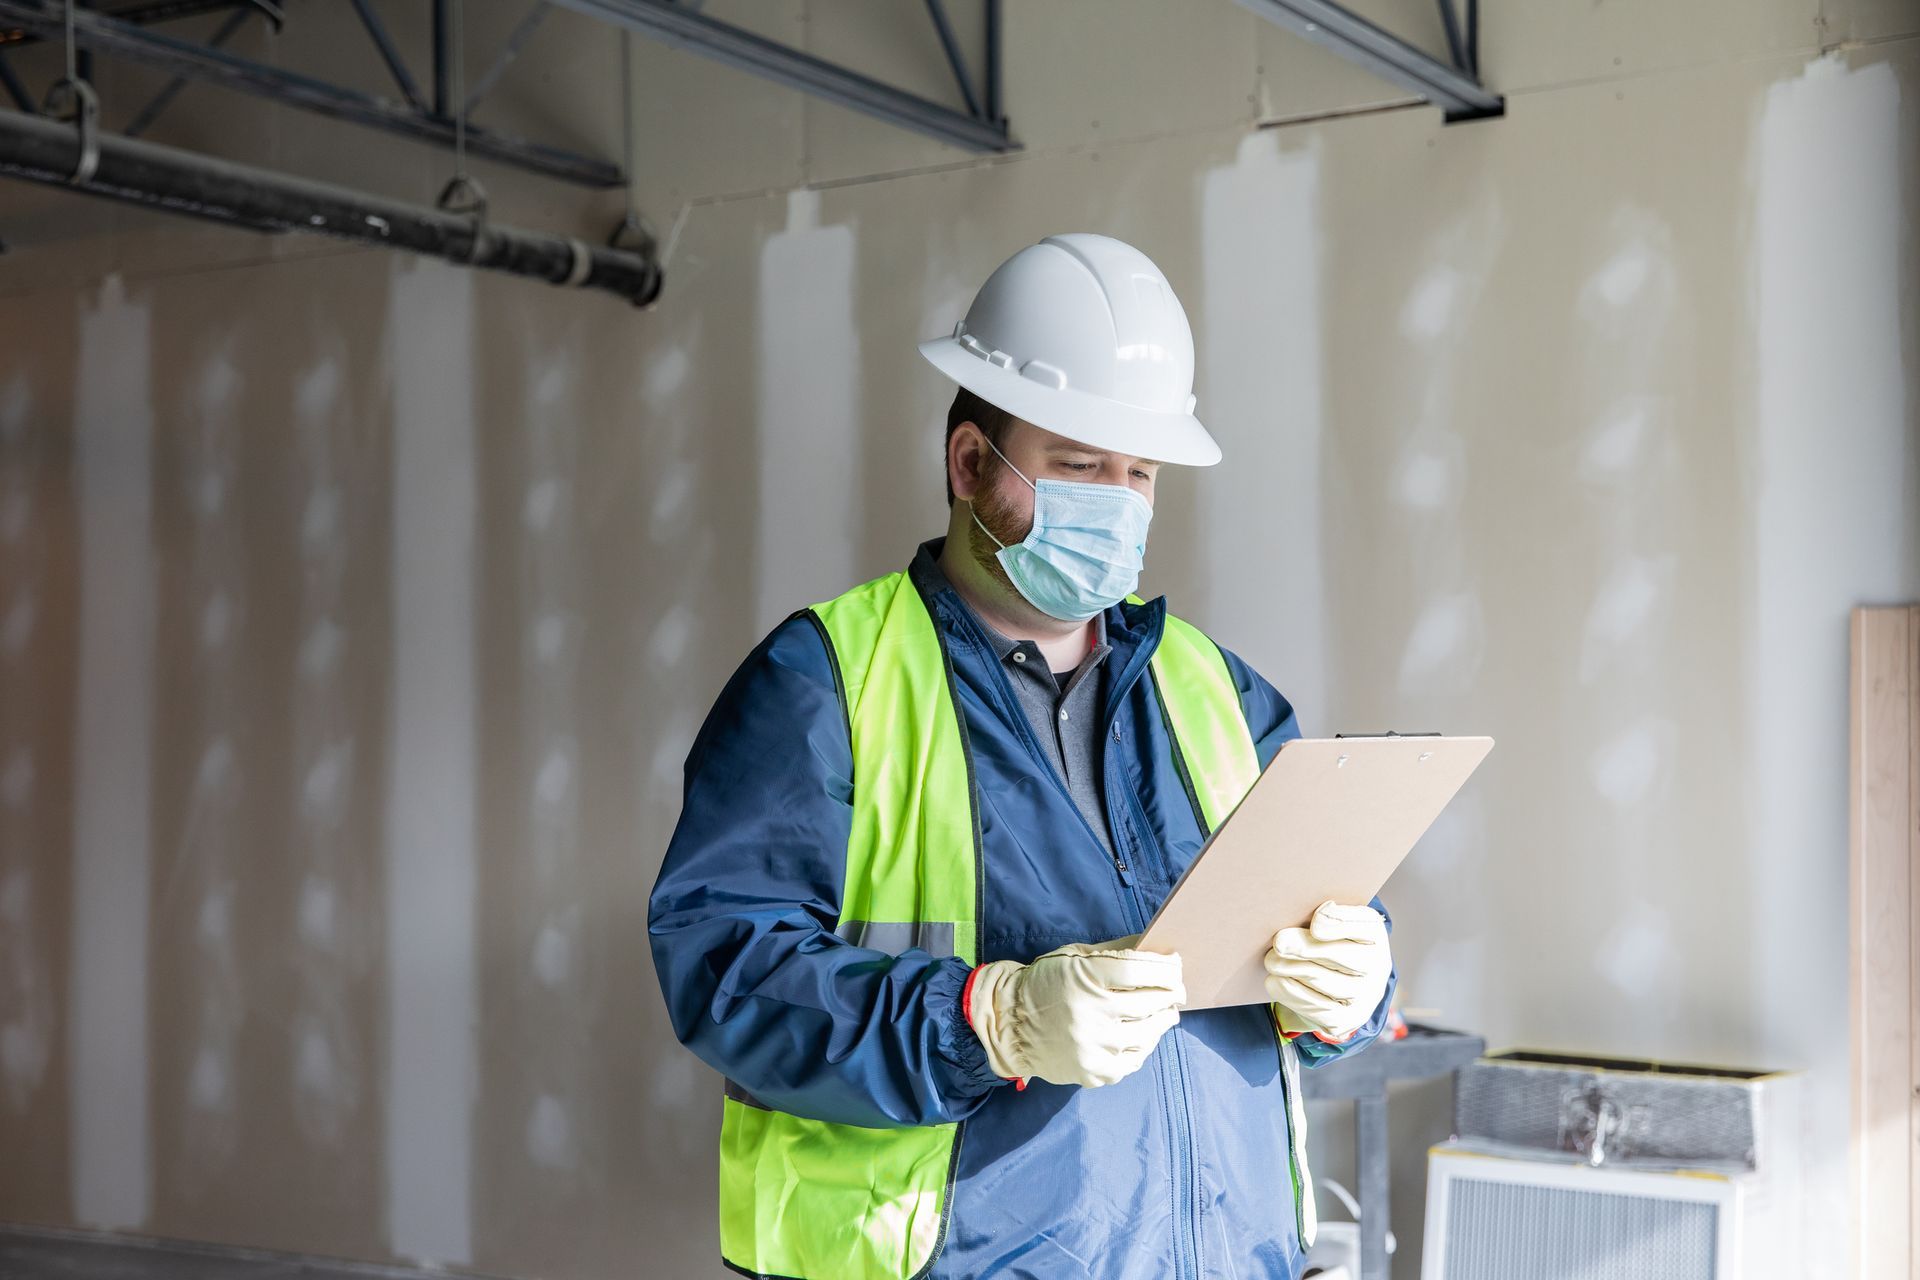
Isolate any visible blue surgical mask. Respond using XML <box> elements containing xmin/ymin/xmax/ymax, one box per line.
<box><xmin>971</xmin><ymin>438</ymin><xmax>1154</xmax><ymax>622</ymax></box>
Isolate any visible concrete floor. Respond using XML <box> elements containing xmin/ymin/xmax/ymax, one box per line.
<box><xmin>0</xmin><ymin>1226</ymin><xmax>479</xmax><ymax>1279</ymax></box>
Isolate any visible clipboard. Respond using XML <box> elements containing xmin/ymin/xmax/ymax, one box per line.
<box><xmin>1138</xmin><ymin>733</ymin><xmax>1494</xmax><ymax>1009</ymax></box>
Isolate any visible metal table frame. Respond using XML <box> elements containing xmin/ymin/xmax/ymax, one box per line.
<box><xmin>1299</xmin><ymin>1025</ymin><xmax>1486</xmax><ymax>1280</ymax></box>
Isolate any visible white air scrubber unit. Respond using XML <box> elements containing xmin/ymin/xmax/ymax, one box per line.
<box><xmin>1421</xmin><ymin>1050</ymin><xmax>1806</xmax><ymax>1280</ymax></box>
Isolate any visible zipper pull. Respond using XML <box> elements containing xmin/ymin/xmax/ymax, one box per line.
<box><xmin>1111</xmin><ymin>851</ymin><xmax>1134</xmax><ymax>884</ymax></box>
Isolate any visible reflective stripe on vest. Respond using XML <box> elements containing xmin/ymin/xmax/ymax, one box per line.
<box><xmin>717</xmin><ymin>573</ymin><xmax>1312</xmax><ymax>1279</ymax></box>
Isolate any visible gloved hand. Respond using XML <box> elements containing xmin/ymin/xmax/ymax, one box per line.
<box><xmin>964</xmin><ymin>938</ymin><xmax>1185</xmax><ymax>1089</ymax></box>
<box><xmin>1264</xmin><ymin>900</ymin><xmax>1391</xmax><ymax>1042</ymax></box>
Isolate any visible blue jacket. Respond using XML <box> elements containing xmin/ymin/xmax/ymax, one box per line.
<box><xmin>650</xmin><ymin>544</ymin><xmax>1394</xmax><ymax>1280</ymax></box>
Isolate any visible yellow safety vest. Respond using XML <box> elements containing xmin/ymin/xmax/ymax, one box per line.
<box><xmin>717</xmin><ymin>571</ymin><xmax>1312</xmax><ymax>1279</ymax></box>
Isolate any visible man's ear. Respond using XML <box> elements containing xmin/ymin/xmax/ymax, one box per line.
<box><xmin>949</xmin><ymin>422</ymin><xmax>987</xmax><ymax>502</ymax></box>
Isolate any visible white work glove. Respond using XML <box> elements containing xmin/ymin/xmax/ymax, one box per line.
<box><xmin>1264</xmin><ymin>901</ymin><xmax>1391</xmax><ymax>1042</ymax></box>
<box><xmin>965</xmin><ymin>938</ymin><xmax>1185</xmax><ymax>1089</ymax></box>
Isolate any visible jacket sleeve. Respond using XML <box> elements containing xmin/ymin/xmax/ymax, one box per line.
<box><xmin>1217</xmin><ymin>643</ymin><xmax>1397</xmax><ymax>1067</ymax></box>
<box><xmin>648</xmin><ymin>614</ymin><xmax>1005</xmax><ymax>1129</ymax></box>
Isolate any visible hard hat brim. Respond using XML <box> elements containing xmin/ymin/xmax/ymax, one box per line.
<box><xmin>919</xmin><ymin>336</ymin><xmax>1223</xmax><ymax>467</ymax></box>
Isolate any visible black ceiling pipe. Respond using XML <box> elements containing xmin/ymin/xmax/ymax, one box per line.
<box><xmin>0</xmin><ymin>107</ymin><xmax>662</xmax><ymax>305</ymax></box>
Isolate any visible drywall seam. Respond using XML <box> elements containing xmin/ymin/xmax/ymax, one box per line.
<box><xmin>382</xmin><ymin>260</ymin><xmax>479</xmax><ymax>1268</ymax></box>
<box><xmin>67</xmin><ymin>274</ymin><xmax>155</xmax><ymax>1230</ymax></box>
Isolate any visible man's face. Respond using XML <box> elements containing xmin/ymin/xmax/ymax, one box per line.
<box><xmin>960</xmin><ymin>420</ymin><xmax>1162</xmax><ymax>589</ymax></box>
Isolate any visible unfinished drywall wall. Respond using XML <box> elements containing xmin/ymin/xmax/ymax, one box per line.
<box><xmin>1</xmin><ymin>2</ymin><xmax>1917</xmax><ymax>1277</ymax></box>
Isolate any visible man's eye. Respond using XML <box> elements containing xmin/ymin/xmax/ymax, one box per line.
<box><xmin>1131</xmin><ymin>470</ymin><xmax>1151</xmax><ymax>481</ymax></box>
<box><xmin>1064</xmin><ymin>462</ymin><xmax>1095</xmax><ymax>472</ymax></box>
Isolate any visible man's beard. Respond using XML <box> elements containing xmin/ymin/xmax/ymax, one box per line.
<box><xmin>966</xmin><ymin>460</ymin><xmax>1031</xmax><ymax>597</ymax></box>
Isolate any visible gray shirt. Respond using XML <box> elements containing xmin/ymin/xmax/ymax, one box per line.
<box><xmin>912</xmin><ymin>542</ymin><xmax>1118</xmax><ymax>858</ymax></box>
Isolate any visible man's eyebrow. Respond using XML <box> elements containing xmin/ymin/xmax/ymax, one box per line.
<box><xmin>1041</xmin><ymin>444</ymin><xmax>1160</xmax><ymax>468</ymax></box>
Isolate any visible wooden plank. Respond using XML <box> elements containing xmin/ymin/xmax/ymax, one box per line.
<box><xmin>1850</xmin><ymin>605</ymin><xmax>1917</xmax><ymax>1280</ymax></box>
<box><xmin>1909</xmin><ymin>604</ymin><xmax>1919</xmax><ymax>1280</ymax></box>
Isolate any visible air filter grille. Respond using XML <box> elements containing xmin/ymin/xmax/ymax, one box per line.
<box><xmin>1443</xmin><ymin>1176</ymin><xmax>1719</xmax><ymax>1279</ymax></box>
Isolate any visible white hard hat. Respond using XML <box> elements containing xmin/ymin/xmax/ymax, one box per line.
<box><xmin>919</xmin><ymin>233</ymin><xmax>1221</xmax><ymax>467</ymax></box>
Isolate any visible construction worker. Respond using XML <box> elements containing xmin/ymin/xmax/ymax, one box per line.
<box><xmin>649</xmin><ymin>233</ymin><xmax>1396</xmax><ymax>1280</ymax></box>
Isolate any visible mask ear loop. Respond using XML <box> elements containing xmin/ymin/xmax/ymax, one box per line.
<box><xmin>968</xmin><ymin>431</ymin><xmax>1034</xmax><ymax>552</ymax></box>
<box><xmin>970</xmin><ymin>504</ymin><xmax>1007</xmax><ymax>551</ymax></box>
<box><xmin>980</xmin><ymin>433</ymin><xmax>1037</xmax><ymax>491</ymax></box>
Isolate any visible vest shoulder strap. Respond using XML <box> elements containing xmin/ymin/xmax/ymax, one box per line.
<box><xmin>1150</xmin><ymin>611</ymin><xmax>1261</xmax><ymax>832</ymax></box>
<box><xmin>808</xmin><ymin>571</ymin><xmax>978</xmax><ymax>966</ymax></box>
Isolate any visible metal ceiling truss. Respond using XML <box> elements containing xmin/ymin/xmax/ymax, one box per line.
<box><xmin>0</xmin><ymin>0</ymin><xmax>661</xmax><ymax>303</ymax></box>
<box><xmin>548</xmin><ymin>0</ymin><xmax>1015</xmax><ymax>155</ymax></box>
<box><xmin>1235</xmin><ymin>0</ymin><xmax>1501</xmax><ymax>122</ymax></box>
<box><xmin>0</xmin><ymin>0</ymin><xmax>619</xmax><ymax>185</ymax></box>
<box><xmin>123</xmin><ymin>0</ymin><xmax>268</xmax><ymax>138</ymax></box>
<box><xmin>0</xmin><ymin>0</ymin><xmax>1498</xmax><ymax>308</ymax></box>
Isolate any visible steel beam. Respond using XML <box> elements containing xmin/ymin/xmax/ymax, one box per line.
<box><xmin>349</xmin><ymin>0</ymin><xmax>428</xmax><ymax>113</ymax></box>
<box><xmin>1434</xmin><ymin>0</ymin><xmax>1466</xmax><ymax>75</ymax></box>
<box><xmin>1</xmin><ymin>0</ymin><xmax>266</xmax><ymax>48</ymax></box>
<box><xmin>124</xmin><ymin>2</ymin><xmax>255</xmax><ymax>137</ymax></box>
<box><xmin>0</xmin><ymin>106</ymin><xmax>662</xmax><ymax>303</ymax></box>
<box><xmin>1234</xmin><ymin>0</ymin><xmax>1501</xmax><ymax>121</ymax></box>
<box><xmin>0</xmin><ymin>0</ymin><xmax>624</xmax><ymax>185</ymax></box>
<box><xmin>102</xmin><ymin>1</ymin><xmax>262</xmax><ymax>22</ymax></box>
<box><xmin>984</xmin><ymin>0</ymin><xmax>1001</xmax><ymax>124</ymax></box>
<box><xmin>465</xmin><ymin>2</ymin><xmax>551</xmax><ymax>116</ymax></box>
<box><xmin>431</xmin><ymin>0</ymin><xmax>451</xmax><ymax>116</ymax></box>
<box><xmin>547</xmin><ymin>0</ymin><xmax>1015</xmax><ymax>154</ymax></box>
<box><xmin>0</xmin><ymin>48</ymin><xmax>29</xmax><ymax>111</ymax></box>
<box><xmin>923</xmin><ymin>0</ymin><xmax>980</xmax><ymax>122</ymax></box>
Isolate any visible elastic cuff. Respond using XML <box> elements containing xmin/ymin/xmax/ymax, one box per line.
<box><xmin>933</xmin><ymin>960</ymin><xmax>1003</xmax><ymax>1096</ymax></box>
<box><xmin>960</xmin><ymin>963</ymin><xmax>1024</xmax><ymax>1090</ymax></box>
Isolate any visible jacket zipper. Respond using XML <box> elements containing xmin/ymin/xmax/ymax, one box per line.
<box><xmin>1131</xmin><ymin>674</ymin><xmax>1223</xmax><ymax>1279</ymax></box>
<box><xmin>943</xmin><ymin>594</ymin><xmax>1201</xmax><ymax>1275</ymax></box>
<box><xmin>1102</xmin><ymin>717</ymin><xmax>1201</xmax><ymax>1280</ymax></box>
<box><xmin>1110</xmin><ymin>621</ymin><xmax>1205</xmax><ymax>1280</ymax></box>
<box><xmin>1110</xmin><ymin>722</ymin><xmax>1141</xmax><ymax>885</ymax></box>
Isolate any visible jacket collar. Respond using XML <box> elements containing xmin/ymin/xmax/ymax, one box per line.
<box><xmin>906</xmin><ymin>537</ymin><xmax>1165</xmax><ymax>718</ymax></box>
